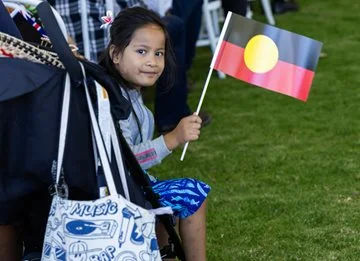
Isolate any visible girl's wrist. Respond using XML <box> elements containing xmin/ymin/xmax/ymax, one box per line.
<box><xmin>163</xmin><ymin>132</ymin><xmax>179</xmax><ymax>151</ymax></box>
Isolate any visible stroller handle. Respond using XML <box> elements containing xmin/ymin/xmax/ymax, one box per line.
<box><xmin>36</xmin><ymin>1</ymin><xmax>83</xmax><ymax>84</ymax></box>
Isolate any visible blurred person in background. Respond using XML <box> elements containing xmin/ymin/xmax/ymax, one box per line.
<box><xmin>272</xmin><ymin>0</ymin><xmax>299</xmax><ymax>14</ymax></box>
<box><xmin>221</xmin><ymin>0</ymin><xmax>248</xmax><ymax>16</ymax></box>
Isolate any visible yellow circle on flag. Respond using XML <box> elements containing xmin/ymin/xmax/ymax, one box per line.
<box><xmin>244</xmin><ymin>35</ymin><xmax>279</xmax><ymax>73</ymax></box>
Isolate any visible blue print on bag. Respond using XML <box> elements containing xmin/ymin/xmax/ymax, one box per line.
<box><xmin>88</xmin><ymin>246</ymin><xmax>116</xmax><ymax>261</ymax></box>
<box><xmin>57</xmin><ymin>232</ymin><xmax>66</xmax><ymax>245</ymax></box>
<box><xmin>114</xmin><ymin>251</ymin><xmax>137</xmax><ymax>261</ymax></box>
<box><xmin>68</xmin><ymin>240</ymin><xmax>89</xmax><ymax>261</ymax></box>
<box><xmin>54</xmin><ymin>246</ymin><xmax>66</xmax><ymax>261</ymax></box>
<box><xmin>42</xmin><ymin>241</ymin><xmax>66</xmax><ymax>261</ymax></box>
<box><xmin>139</xmin><ymin>238</ymin><xmax>160</xmax><ymax>261</ymax></box>
<box><xmin>58</xmin><ymin>198</ymin><xmax>73</xmax><ymax>211</ymax></box>
<box><xmin>46</xmin><ymin>217</ymin><xmax>62</xmax><ymax>236</ymax></box>
<box><xmin>43</xmin><ymin>199</ymin><xmax>160</xmax><ymax>260</ymax></box>
<box><xmin>70</xmin><ymin>199</ymin><xmax>118</xmax><ymax>217</ymax></box>
<box><xmin>140</xmin><ymin>249</ymin><xmax>159</xmax><ymax>261</ymax></box>
<box><xmin>49</xmin><ymin>199</ymin><xmax>58</xmax><ymax>217</ymax></box>
<box><xmin>64</xmin><ymin>217</ymin><xmax>118</xmax><ymax>239</ymax></box>
<box><xmin>66</xmin><ymin>240</ymin><xmax>103</xmax><ymax>260</ymax></box>
<box><xmin>43</xmin><ymin>242</ymin><xmax>51</xmax><ymax>257</ymax></box>
<box><xmin>118</xmin><ymin>208</ymin><xmax>135</xmax><ymax>247</ymax></box>
<box><xmin>150</xmin><ymin>238</ymin><xmax>159</xmax><ymax>252</ymax></box>
<box><xmin>130</xmin><ymin>223</ymin><xmax>144</xmax><ymax>245</ymax></box>
<box><xmin>126</xmin><ymin>206</ymin><xmax>143</xmax><ymax>219</ymax></box>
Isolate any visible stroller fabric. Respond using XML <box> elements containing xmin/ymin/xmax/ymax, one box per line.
<box><xmin>0</xmin><ymin>1</ymin><xmax>186</xmax><ymax>259</ymax></box>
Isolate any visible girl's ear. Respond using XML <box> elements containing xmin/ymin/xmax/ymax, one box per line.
<box><xmin>109</xmin><ymin>44</ymin><xmax>120</xmax><ymax>64</ymax></box>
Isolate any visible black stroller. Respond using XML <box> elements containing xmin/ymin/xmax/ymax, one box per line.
<box><xmin>0</xmin><ymin>1</ymin><xmax>185</xmax><ymax>260</ymax></box>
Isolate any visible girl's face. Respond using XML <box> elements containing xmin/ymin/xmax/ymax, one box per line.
<box><xmin>111</xmin><ymin>24</ymin><xmax>166</xmax><ymax>90</ymax></box>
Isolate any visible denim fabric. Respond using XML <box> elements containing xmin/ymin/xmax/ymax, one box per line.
<box><xmin>171</xmin><ymin>0</ymin><xmax>204</xmax><ymax>71</ymax></box>
<box><xmin>154</xmin><ymin>1</ymin><xmax>204</xmax><ymax>130</ymax></box>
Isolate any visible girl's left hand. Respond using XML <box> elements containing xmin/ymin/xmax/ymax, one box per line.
<box><xmin>163</xmin><ymin>113</ymin><xmax>202</xmax><ymax>150</ymax></box>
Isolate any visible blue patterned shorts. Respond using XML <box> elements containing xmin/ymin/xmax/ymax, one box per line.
<box><xmin>148</xmin><ymin>175</ymin><xmax>211</xmax><ymax>219</ymax></box>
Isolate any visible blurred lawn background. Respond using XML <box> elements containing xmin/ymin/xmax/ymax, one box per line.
<box><xmin>149</xmin><ymin>0</ymin><xmax>360</xmax><ymax>260</ymax></box>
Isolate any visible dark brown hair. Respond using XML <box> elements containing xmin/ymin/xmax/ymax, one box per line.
<box><xmin>99</xmin><ymin>7</ymin><xmax>176</xmax><ymax>89</ymax></box>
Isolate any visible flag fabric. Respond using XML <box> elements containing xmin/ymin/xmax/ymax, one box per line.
<box><xmin>212</xmin><ymin>12</ymin><xmax>323</xmax><ymax>101</ymax></box>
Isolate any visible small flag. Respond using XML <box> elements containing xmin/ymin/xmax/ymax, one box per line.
<box><xmin>212</xmin><ymin>13</ymin><xmax>323</xmax><ymax>101</ymax></box>
<box><xmin>18</xmin><ymin>9</ymin><xmax>47</xmax><ymax>37</ymax></box>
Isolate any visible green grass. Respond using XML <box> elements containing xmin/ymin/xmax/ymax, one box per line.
<box><xmin>150</xmin><ymin>0</ymin><xmax>360</xmax><ymax>260</ymax></box>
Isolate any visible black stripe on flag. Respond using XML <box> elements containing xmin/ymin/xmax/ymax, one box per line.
<box><xmin>224</xmin><ymin>15</ymin><xmax>323</xmax><ymax>71</ymax></box>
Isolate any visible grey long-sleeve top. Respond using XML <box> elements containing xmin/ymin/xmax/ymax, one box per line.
<box><xmin>119</xmin><ymin>88</ymin><xmax>171</xmax><ymax>170</ymax></box>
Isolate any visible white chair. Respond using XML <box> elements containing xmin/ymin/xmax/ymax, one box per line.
<box><xmin>196</xmin><ymin>0</ymin><xmax>226</xmax><ymax>79</ymax></box>
<box><xmin>262</xmin><ymin>0</ymin><xmax>276</xmax><ymax>25</ymax></box>
<box><xmin>247</xmin><ymin>0</ymin><xmax>275</xmax><ymax>25</ymax></box>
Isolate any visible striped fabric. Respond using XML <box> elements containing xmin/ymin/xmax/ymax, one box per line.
<box><xmin>117</xmin><ymin>0</ymin><xmax>147</xmax><ymax>8</ymax></box>
<box><xmin>51</xmin><ymin>0</ymin><xmax>108</xmax><ymax>62</ymax></box>
<box><xmin>148</xmin><ymin>175</ymin><xmax>211</xmax><ymax>219</ymax></box>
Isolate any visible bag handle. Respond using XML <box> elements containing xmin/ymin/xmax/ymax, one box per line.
<box><xmin>94</xmin><ymin>81</ymin><xmax>131</xmax><ymax>199</ymax></box>
<box><xmin>36</xmin><ymin>1</ymin><xmax>83</xmax><ymax>85</ymax></box>
<box><xmin>82</xmin><ymin>65</ymin><xmax>119</xmax><ymax>196</ymax></box>
<box><xmin>55</xmin><ymin>72</ymin><xmax>70</xmax><ymax>187</ymax></box>
<box><xmin>55</xmin><ymin>64</ymin><xmax>121</xmax><ymax>197</ymax></box>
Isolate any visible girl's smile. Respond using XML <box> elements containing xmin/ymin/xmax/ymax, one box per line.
<box><xmin>140</xmin><ymin>71</ymin><xmax>160</xmax><ymax>76</ymax></box>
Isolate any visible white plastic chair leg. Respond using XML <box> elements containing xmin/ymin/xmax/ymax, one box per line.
<box><xmin>211</xmin><ymin>9</ymin><xmax>220</xmax><ymax>35</ymax></box>
<box><xmin>261</xmin><ymin>0</ymin><xmax>275</xmax><ymax>25</ymax></box>
<box><xmin>246</xmin><ymin>5</ymin><xmax>253</xmax><ymax>19</ymax></box>
<box><xmin>105</xmin><ymin>0</ymin><xmax>114</xmax><ymax>13</ymax></box>
<box><xmin>201</xmin><ymin>0</ymin><xmax>226</xmax><ymax>79</ymax></box>
<box><xmin>79</xmin><ymin>1</ymin><xmax>91</xmax><ymax>59</ymax></box>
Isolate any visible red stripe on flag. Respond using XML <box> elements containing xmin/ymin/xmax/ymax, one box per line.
<box><xmin>214</xmin><ymin>41</ymin><xmax>315</xmax><ymax>101</ymax></box>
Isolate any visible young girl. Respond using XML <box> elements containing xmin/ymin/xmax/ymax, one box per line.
<box><xmin>100</xmin><ymin>7</ymin><xmax>210</xmax><ymax>261</ymax></box>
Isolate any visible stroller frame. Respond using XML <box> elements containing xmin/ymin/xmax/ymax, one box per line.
<box><xmin>1</xmin><ymin>1</ymin><xmax>186</xmax><ymax>260</ymax></box>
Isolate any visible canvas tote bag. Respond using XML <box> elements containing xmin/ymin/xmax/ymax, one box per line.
<box><xmin>41</xmin><ymin>65</ymin><xmax>171</xmax><ymax>261</ymax></box>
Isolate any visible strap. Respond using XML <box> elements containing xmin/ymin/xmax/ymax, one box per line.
<box><xmin>95</xmin><ymin>82</ymin><xmax>112</xmax><ymax>154</ymax></box>
<box><xmin>94</xmin><ymin>81</ymin><xmax>130</xmax><ymax>200</ymax></box>
<box><xmin>55</xmin><ymin>73</ymin><xmax>70</xmax><ymax>184</ymax></box>
<box><xmin>79</xmin><ymin>60</ymin><xmax>131</xmax><ymax>121</ymax></box>
<box><xmin>81</xmin><ymin>64</ymin><xmax>118</xmax><ymax>196</ymax></box>
<box><xmin>109</xmin><ymin>105</ymin><xmax>130</xmax><ymax>200</ymax></box>
<box><xmin>36</xmin><ymin>1</ymin><xmax>83</xmax><ymax>85</ymax></box>
<box><xmin>55</xmin><ymin>64</ymin><xmax>119</xmax><ymax>196</ymax></box>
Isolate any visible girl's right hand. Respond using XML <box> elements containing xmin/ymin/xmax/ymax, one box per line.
<box><xmin>163</xmin><ymin>113</ymin><xmax>202</xmax><ymax>151</ymax></box>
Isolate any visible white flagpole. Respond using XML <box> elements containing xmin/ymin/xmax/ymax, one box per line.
<box><xmin>180</xmin><ymin>11</ymin><xmax>233</xmax><ymax>161</ymax></box>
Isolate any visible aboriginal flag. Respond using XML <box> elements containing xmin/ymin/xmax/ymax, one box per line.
<box><xmin>212</xmin><ymin>12</ymin><xmax>323</xmax><ymax>101</ymax></box>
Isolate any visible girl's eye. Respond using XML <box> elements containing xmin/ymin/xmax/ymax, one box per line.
<box><xmin>155</xmin><ymin>51</ymin><xmax>164</xmax><ymax>57</ymax></box>
<box><xmin>136</xmin><ymin>49</ymin><xmax>146</xmax><ymax>55</ymax></box>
